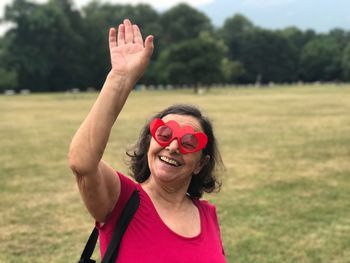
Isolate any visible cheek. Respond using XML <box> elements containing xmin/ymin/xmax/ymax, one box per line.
<box><xmin>183</xmin><ymin>152</ymin><xmax>202</xmax><ymax>167</ymax></box>
<box><xmin>148</xmin><ymin>139</ymin><xmax>163</xmax><ymax>155</ymax></box>
<box><xmin>147</xmin><ymin>141</ymin><xmax>156</xmax><ymax>171</ymax></box>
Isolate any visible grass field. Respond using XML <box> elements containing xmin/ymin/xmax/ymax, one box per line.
<box><xmin>1</xmin><ymin>84</ymin><xmax>350</xmax><ymax>263</ymax></box>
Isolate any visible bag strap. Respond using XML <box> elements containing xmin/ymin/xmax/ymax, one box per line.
<box><xmin>102</xmin><ymin>189</ymin><xmax>140</xmax><ymax>263</ymax></box>
<box><xmin>77</xmin><ymin>226</ymin><xmax>99</xmax><ymax>263</ymax></box>
<box><xmin>78</xmin><ymin>189</ymin><xmax>140</xmax><ymax>263</ymax></box>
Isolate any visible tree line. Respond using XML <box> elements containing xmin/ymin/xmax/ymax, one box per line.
<box><xmin>1</xmin><ymin>0</ymin><xmax>350</xmax><ymax>92</ymax></box>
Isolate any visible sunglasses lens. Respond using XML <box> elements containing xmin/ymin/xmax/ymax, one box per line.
<box><xmin>181</xmin><ymin>134</ymin><xmax>198</xmax><ymax>151</ymax></box>
<box><xmin>155</xmin><ymin>125</ymin><xmax>172</xmax><ymax>142</ymax></box>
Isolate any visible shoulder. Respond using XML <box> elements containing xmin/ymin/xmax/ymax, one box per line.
<box><xmin>115</xmin><ymin>171</ymin><xmax>138</xmax><ymax>207</ymax></box>
<box><xmin>117</xmin><ymin>171</ymin><xmax>136</xmax><ymax>186</ymax></box>
<box><xmin>195</xmin><ymin>198</ymin><xmax>216</xmax><ymax>209</ymax></box>
<box><xmin>194</xmin><ymin>198</ymin><xmax>217</xmax><ymax>217</ymax></box>
<box><xmin>195</xmin><ymin>198</ymin><xmax>223</xmax><ymax>239</ymax></box>
<box><xmin>97</xmin><ymin>171</ymin><xmax>138</xmax><ymax>230</ymax></box>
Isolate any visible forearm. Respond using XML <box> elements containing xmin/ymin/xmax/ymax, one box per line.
<box><xmin>69</xmin><ymin>71</ymin><xmax>136</xmax><ymax>176</ymax></box>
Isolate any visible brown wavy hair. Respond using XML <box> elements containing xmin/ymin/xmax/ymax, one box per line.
<box><xmin>126</xmin><ymin>104</ymin><xmax>223</xmax><ymax>199</ymax></box>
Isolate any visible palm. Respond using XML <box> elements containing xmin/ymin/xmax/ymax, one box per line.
<box><xmin>109</xmin><ymin>20</ymin><xmax>153</xmax><ymax>80</ymax></box>
<box><xmin>110</xmin><ymin>43</ymin><xmax>144</xmax><ymax>76</ymax></box>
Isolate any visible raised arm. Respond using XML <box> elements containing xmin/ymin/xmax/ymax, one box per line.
<box><xmin>68</xmin><ymin>19</ymin><xmax>153</xmax><ymax>222</ymax></box>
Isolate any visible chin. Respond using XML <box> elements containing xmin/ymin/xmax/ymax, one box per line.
<box><xmin>153</xmin><ymin>169</ymin><xmax>178</xmax><ymax>182</ymax></box>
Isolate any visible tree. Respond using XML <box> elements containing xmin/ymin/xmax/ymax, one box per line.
<box><xmin>220</xmin><ymin>14</ymin><xmax>255</xmax><ymax>61</ymax></box>
<box><xmin>221</xmin><ymin>58</ymin><xmax>245</xmax><ymax>83</ymax></box>
<box><xmin>279</xmin><ymin>27</ymin><xmax>319</xmax><ymax>82</ymax></box>
<box><xmin>82</xmin><ymin>2</ymin><xmax>160</xmax><ymax>87</ymax></box>
<box><xmin>4</xmin><ymin>0</ymin><xmax>87</xmax><ymax>91</ymax></box>
<box><xmin>0</xmin><ymin>68</ymin><xmax>18</xmax><ymax>91</ymax></box>
<box><xmin>280</xmin><ymin>27</ymin><xmax>317</xmax><ymax>50</ymax></box>
<box><xmin>155</xmin><ymin>32</ymin><xmax>225</xmax><ymax>91</ymax></box>
<box><xmin>48</xmin><ymin>0</ymin><xmax>87</xmax><ymax>90</ymax></box>
<box><xmin>328</xmin><ymin>28</ymin><xmax>350</xmax><ymax>50</ymax></box>
<box><xmin>158</xmin><ymin>3</ymin><xmax>213</xmax><ymax>47</ymax></box>
<box><xmin>0</xmin><ymin>36</ymin><xmax>18</xmax><ymax>91</ymax></box>
<box><xmin>238</xmin><ymin>29</ymin><xmax>298</xmax><ymax>83</ymax></box>
<box><xmin>299</xmin><ymin>37</ymin><xmax>342</xmax><ymax>82</ymax></box>
<box><xmin>341</xmin><ymin>43</ymin><xmax>350</xmax><ymax>81</ymax></box>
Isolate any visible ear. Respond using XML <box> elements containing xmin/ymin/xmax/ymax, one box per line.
<box><xmin>193</xmin><ymin>155</ymin><xmax>210</xmax><ymax>175</ymax></box>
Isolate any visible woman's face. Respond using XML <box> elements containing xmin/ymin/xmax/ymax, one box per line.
<box><xmin>147</xmin><ymin>114</ymin><xmax>208</xmax><ymax>185</ymax></box>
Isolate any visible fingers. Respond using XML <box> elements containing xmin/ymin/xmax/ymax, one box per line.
<box><xmin>116</xmin><ymin>20</ymin><xmax>138</xmax><ymax>45</ymax></box>
<box><xmin>115</xmin><ymin>20</ymin><xmax>133</xmax><ymax>46</ymax></box>
<box><xmin>117</xmin><ymin>24</ymin><xmax>125</xmax><ymax>46</ymax></box>
<box><xmin>143</xmin><ymin>35</ymin><xmax>154</xmax><ymax>58</ymax></box>
<box><xmin>109</xmin><ymin>27</ymin><xmax>117</xmax><ymax>50</ymax></box>
<box><xmin>114</xmin><ymin>18</ymin><xmax>154</xmax><ymax>57</ymax></box>
<box><xmin>133</xmin><ymin>25</ymin><xmax>143</xmax><ymax>45</ymax></box>
<box><xmin>124</xmin><ymin>19</ymin><xmax>134</xmax><ymax>44</ymax></box>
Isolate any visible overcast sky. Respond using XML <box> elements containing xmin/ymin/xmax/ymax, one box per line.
<box><xmin>1</xmin><ymin>0</ymin><xmax>350</xmax><ymax>35</ymax></box>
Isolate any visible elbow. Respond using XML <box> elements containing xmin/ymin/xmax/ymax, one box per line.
<box><xmin>92</xmin><ymin>211</ymin><xmax>110</xmax><ymax>224</ymax></box>
<box><xmin>68</xmin><ymin>139</ymin><xmax>103</xmax><ymax>177</ymax></box>
<box><xmin>68</xmin><ymin>146</ymin><xmax>89</xmax><ymax>177</ymax></box>
<box><xmin>68</xmin><ymin>148</ymin><xmax>98</xmax><ymax>178</ymax></box>
<box><xmin>68</xmin><ymin>148</ymin><xmax>81</xmax><ymax>176</ymax></box>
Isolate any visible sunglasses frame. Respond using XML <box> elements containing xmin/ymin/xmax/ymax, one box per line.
<box><xmin>149</xmin><ymin>118</ymin><xmax>208</xmax><ymax>154</ymax></box>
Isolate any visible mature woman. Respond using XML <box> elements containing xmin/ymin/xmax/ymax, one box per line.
<box><xmin>69</xmin><ymin>19</ymin><xmax>226</xmax><ymax>262</ymax></box>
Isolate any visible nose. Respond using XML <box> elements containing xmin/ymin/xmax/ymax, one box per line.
<box><xmin>165</xmin><ymin>138</ymin><xmax>180</xmax><ymax>154</ymax></box>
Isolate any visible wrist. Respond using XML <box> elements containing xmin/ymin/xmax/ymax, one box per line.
<box><xmin>106</xmin><ymin>70</ymin><xmax>137</xmax><ymax>88</ymax></box>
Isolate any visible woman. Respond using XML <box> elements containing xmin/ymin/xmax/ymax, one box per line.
<box><xmin>69</xmin><ymin>19</ymin><xmax>226</xmax><ymax>262</ymax></box>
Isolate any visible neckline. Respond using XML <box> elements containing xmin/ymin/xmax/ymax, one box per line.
<box><xmin>137</xmin><ymin>184</ymin><xmax>204</xmax><ymax>241</ymax></box>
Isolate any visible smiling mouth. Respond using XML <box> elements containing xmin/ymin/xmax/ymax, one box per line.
<box><xmin>159</xmin><ymin>156</ymin><xmax>181</xmax><ymax>167</ymax></box>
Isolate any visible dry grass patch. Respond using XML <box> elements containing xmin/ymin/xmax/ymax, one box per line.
<box><xmin>1</xmin><ymin>85</ymin><xmax>350</xmax><ymax>262</ymax></box>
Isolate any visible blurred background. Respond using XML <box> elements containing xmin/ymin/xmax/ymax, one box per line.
<box><xmin>1</xmin><ymin>0</ymin><xmax>350</xmax><ymax>93</ymax></box>
<box><xmin>1</xmin><ymin>1</ymin><xmax>350</xmax><ymax>263</ymax></box>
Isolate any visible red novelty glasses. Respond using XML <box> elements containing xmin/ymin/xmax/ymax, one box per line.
<box><xmin>149</xmin><ymin>118</ymin><xmax>208</xmax><ymax>154</ymax></box>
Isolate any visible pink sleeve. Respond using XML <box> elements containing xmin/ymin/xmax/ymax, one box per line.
<box><xmin>96</xmin><ymin>171</ymin><xmax>137</xmax><ymax>233</ymax></box>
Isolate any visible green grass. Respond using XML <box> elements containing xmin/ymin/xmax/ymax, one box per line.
<box><xmin>1</xmin><ymin>84</ymin><xmax>350</xmax><ymax>262</ymax></box>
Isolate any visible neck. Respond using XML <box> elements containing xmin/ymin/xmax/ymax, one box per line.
<box><xmin>142</xmin><ymin>175</ymin><xmax>192</xmax><ymax>208</ymax></box>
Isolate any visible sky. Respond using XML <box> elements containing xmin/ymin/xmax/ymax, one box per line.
<box><xmin>1</xmin><ymin>0</ymin><xmax>350</xmax><ymax>35</ymax></box>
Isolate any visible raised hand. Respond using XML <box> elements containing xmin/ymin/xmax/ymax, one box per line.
<box><xmin>108</xmin><ymin>19</ymin><xmax>154</xmax><ymax>82</ymax></box>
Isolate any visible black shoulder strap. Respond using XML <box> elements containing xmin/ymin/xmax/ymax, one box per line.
<box><xmin>102</xmin><ymin>189</ymin><xmax>140</xmax><ymax>263</ymax></box>
<box><xmin>77</xmin><ymin>227</ymin><xmax>98</xmax><ymax>263</ymax></box>
<box><xmin>78</xmin><ymin>189</ymin><xmax>140</xmax><ymax>263</ymax></box>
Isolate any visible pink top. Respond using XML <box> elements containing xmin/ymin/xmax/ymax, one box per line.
<box><xmin>97</xmin><ymin>172</ymin><xmax>226</xmax><ymax>263</ymax></box>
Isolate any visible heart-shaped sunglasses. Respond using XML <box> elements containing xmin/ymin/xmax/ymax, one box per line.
<box><xmin>149</xmin><ymin>118</ymin><xmax>208</xmax><ymax>154</ymax></box>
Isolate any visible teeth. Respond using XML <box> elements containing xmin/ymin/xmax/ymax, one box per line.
<box><xmin>160</xmin><ymin>156</ymin><xmax>180</xmax><ymax>167</ymax></box>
